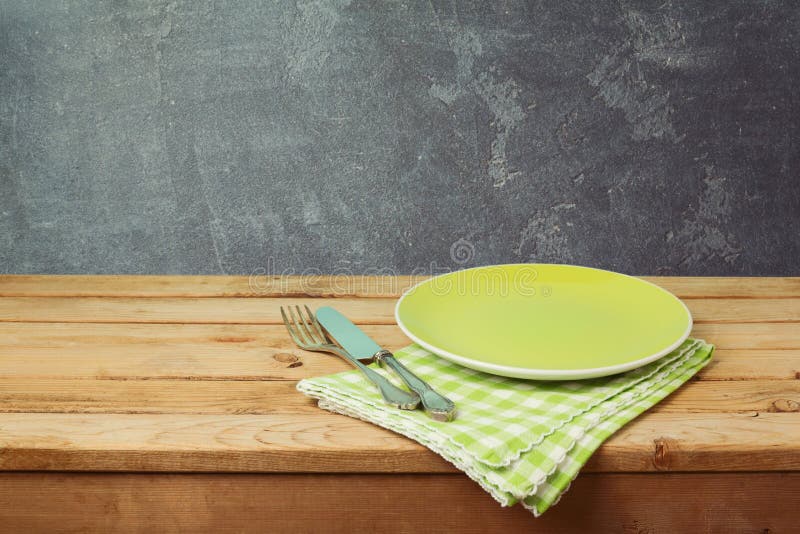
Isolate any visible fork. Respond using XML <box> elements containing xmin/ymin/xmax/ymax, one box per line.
<box><xmin>281</xmin><ymin>305</ymin><xmax>420</xmax><ymax>409</ymax></box>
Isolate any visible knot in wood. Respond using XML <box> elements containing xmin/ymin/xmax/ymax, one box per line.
<box><xmin>652</xmin><ymin>437</ymin><xmax>676</xmax><ymax>470</ymax></box>
<box><xmin>768</xmin><ymin>399</ymin><xmax>800</xmax><ymax>412</ymax></box>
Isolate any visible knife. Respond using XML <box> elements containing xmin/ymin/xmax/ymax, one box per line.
<box><xmin>316</xmin><ymin>306</ymin><xmax>456</xmax><ymax>422</ymax></box>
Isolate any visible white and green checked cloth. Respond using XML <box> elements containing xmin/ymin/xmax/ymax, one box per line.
<box><xmin>297</xmin><ymin>338</ymin><xmax>713</xmax><ymax>516</ymax></box>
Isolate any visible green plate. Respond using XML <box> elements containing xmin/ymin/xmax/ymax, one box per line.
<box><xmin>395</xmin><ymin>264</ymin><xmax>692</xmax><ymax>380</ymax></box>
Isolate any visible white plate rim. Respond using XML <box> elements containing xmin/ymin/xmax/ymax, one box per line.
<box><xmin>394</xmin><ymin>263</ymin><xmax>693</xmax><ymax>380</ymax></box>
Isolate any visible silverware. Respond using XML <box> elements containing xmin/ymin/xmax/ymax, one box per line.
<box><xmin>316</xmin><ymin>306</ymin><xmax>457</xmax><ymax>422</ymax></box>
<box><xmin>280</xmin><ymin>305</ymin><xmax>420</xmax><ymax>410</ymax></box>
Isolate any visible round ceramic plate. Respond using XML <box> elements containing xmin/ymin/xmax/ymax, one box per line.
<box><xmin>395</xmin><ymin>264</ymin><xmax>692</xmax><ymax>380</ymax></box>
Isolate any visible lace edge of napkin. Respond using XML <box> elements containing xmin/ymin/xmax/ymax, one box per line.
<box><xmin>479</xmin><ymin>339</ymin><xmax>705</xmax><ymax>469</ymax></box>
<box><xmin>484</xmin><ymin>340</ymin><xmax>710</xmax><ymax>499</ymax></box>
<box><xmin>520</xmin><ymin>345</ymin><xmax>715</xmax><ymax>518</ymax></box>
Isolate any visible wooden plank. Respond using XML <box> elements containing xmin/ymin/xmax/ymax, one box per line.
<box><xmin>1</xmin><ymin>472</ymin><xmax>797</xmax><ymax>533</ymax></box>
<box><xmin>3</xmin><ymin>274</ymin><xmax>800</xmax><ymax>298</ymax></box>
<box><xmin>0</xmin><ymin>275</ymin><xmax>423</xmax><ymax>298</ymax></box>
<box><xmin>0</xmin><ymin>378</ymin><xmax>317</xmax><ymax>414</ymax></box>
<box><xmin>0</xmin><ymin>412</ymin><xmax>451</xmax><ymax>473</ymax></box>
<box><xmin>0</xmin><ymin>323</ymin><xmax>403</xmax><ymax>380</ymax></box>
<box><xmin>653</xmin><ymin>379</ymin><xmax>800</xmax><ymax>412</ymax></box>
<box><xmin>0</xmin><ymin>323</ymin><xmax>798</xmax><ymax>381</ymax></box>
<box><xmin>0</xmin><ymin>346</ymin><xmax>796</xmax><ymax>382</ymax></box>
<box><xmin>696</xmin><ymin>349</ymin><xmax>800</xmax><ymax>380</ymax></box>
<box><xmin>688</xmin><ymin>298</ymin><xmax>800</xmax><ymax>323</ymax></box>
<box><xmin>0</xmin><ymin>412</ymin><xmax>798</xmax><ymax>473</ymax></box>
<box><xmin>585</xmin><ymin>411</ymin><xmax>800</xmax><ymax>472</ymax></box>
<box><xmin>692</xmin><ymin>323</ymin><xmax>800</xmax><ymax>349</ymax></box>
<box><xmin>0</xmin><ymin>296</ymin><xmax>397</xmax><ymax>324</ymax></box>
<box><xmin>1</xmin><ymin>296</ymin><xmax>799</xmax><ymax>324</ymax></box>
<box><xmin>0</xmin><ymin>377</ymin><xmax>797</xmax><ymax>415</ymax></box>
<box><xmin>644</xmin><ymin>276</ymin><xmax>800</xmax><ymax>298</ymax></box>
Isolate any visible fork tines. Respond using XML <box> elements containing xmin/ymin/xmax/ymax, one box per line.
<box><xmin>281</xmin><ymin>305</ymin><xmax>327</xmax><ymax>348</ymax></box>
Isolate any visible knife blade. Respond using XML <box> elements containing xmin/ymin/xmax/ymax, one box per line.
<box><xmin>316</xmin><ymin>306</ymin><xmax>456</xmax><ymax>421</ymax></box>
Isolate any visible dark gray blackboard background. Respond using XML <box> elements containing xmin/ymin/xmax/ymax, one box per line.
<box><xmin>1</xmin><ymin>1</ymin><xmax>798</xmax><ymax>275</ymax></box>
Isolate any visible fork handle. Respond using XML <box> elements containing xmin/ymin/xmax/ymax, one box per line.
<box><xmin>376</xmin><ymin>351</ymin><xmax>456</xmax><ymax>422</ymax></box>
<box><xmin>331</xmin><ymin>347</ymin><xmax>420</xmax><ymax>409</ymax></box>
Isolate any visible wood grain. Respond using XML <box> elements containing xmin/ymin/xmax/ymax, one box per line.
<box><xmin>0</xmin><ymin>296</ymin><xmax>398</xmax><ymax>324</ymax></box>
<box><xmin>645</xmin><ymin>276</ymin><xmax>800</xmax><ymax>298</ymax></box>
<box><xmin>0</xmin><ymin>275</ymin><xmax>425</xmax><ymax>298</ymax></box>
<box><xmin>0</xmin><ymin>378</ymin><xmax>317</xmax><ymax>414</ymax></box>
<box><xmin>0</xmin><ymin>323</ymin><xmax>401</xmax><ymax>380</ymax></box>
<box><xmin>3</xmin><ymin>274</ymin><xmax>800</xmax><ymax>298</ymax></box>
<box><xmin>1</xmin><ymin>472</ymin><xmax>797</xmax><ymax>533</ymax></box>
<box><xmin>692</xmin><ymin>322</ymin><xmax>800</xmax><ymax>349</ymax></box>
<box><xmin>0</xmin><ymin>377</ymin><xmax>797</xmax><ymax>415</ymax></box>
<box><xmin>695</xmin><ymin>349</ymin><xmax>800</xmax><ymax>380</ymax></box>
<box><xmin>2</xmin><ymin>295</ymin><xmax>799</xmax><ymax>324</ymax></box>
<box><xmin>0</xmin><ymin>411</ymin><xmax>798</xmax><ymax>473</ymax></box>
<box><xmin>687</xmin><ymin>298</ymin><xmax>800</xmax><ymax>322</ymax></box>
<box><xmin>1</xmin><ymin>323</ymin><xmax>798</xmax><ymax>380</ymax></box>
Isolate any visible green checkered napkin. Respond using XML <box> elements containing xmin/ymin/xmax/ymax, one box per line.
<box><xmin>297</xmin><ymin>338</ymin><xmax>713</xmax><ymax>516</ymax></box>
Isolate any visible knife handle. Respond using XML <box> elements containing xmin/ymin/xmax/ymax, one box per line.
<box><xmin>330</xmin><ymin>347</ymin><xmax>420</xmax><ymax>410</ymax></box>
<box><xmin>376</xmin><ymin>351</ymin><xmax>457</xmax><ymax>422</ymax></box>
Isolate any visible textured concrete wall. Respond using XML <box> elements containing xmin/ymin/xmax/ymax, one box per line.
<box><xmin>1</xmin><ymin>1</ymin><xmax>798</xmax><ymax>275</ymax></box>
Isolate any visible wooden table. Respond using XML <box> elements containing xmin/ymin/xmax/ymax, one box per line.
<box><xmin>0</xmin><ymin>275</ymin><xmax>799</xmax><ymax>532</ymax></box>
